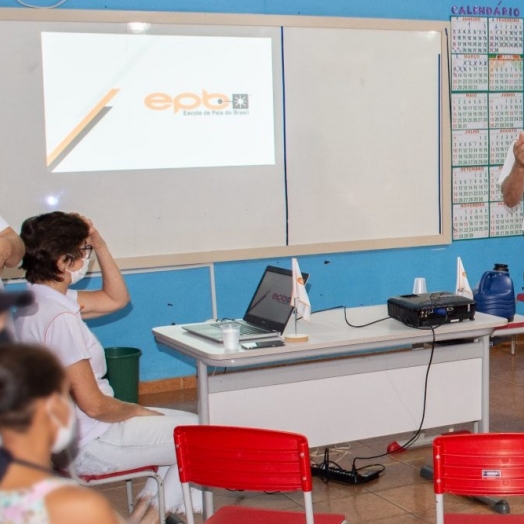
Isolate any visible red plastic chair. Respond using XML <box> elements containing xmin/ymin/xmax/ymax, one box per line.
<box><xmin>62</xmin><ymin>458</ymin><xmax>166</xmax><ymax>522</ymax></box>
<box><xmin>174</xmin><ymin>425</ymin><xmax>347</xmax><ymax>524</ymax></box>
<box><xmin>433</xmin><ymin>432</ymin><xmax>524</xmax><ymax>523</ymax></box>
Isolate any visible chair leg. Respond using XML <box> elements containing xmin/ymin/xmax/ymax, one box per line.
<box><xmin>511</xmin><ymin>335</ymin><xmax>517</xmax><ymax>355</ymax></box>
<box><xmin>156</xmin><ymin>475</ymin><xmax>166</xmax><ymax>523</ymax></box>
<box><xmin>125</xmin><ymin>473</ymin><xmax>164</xmax><ymax>522</ymax></box>
<box><xmin>126</xmin><ymin>479</ymin><xmax>134</xmax><ymax>514</ymax></box>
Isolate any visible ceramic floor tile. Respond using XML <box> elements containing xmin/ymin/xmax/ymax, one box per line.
<box><xmin>490</xmin><ymin>379</ymin><xmax>524</xmax><ymax>411</ymax></box>
<box><xmin>372</xmin><ymin>483</ymin><xmax>437</xmax><ymax>515</ymax></box>
<box><xmin>313</xmin><ymin>490</ymin><xmax>410</xmax><ymax>522</ymax></box>
<box><xmin>286</xmin><ymin>477</ymin><xmax>366</xmax><ymax>504</ymax></box>
<box><xmin>416</xmin><ymin>494</ymin><xmax>513</xmax><ymax>522</ymax></box>
<box><xmin>363</xmin><ymin>461</ymin><xmax>429</xmax><ymax>493</ymax></box>
<box><xmin>366</xmin><ymin>515</ymin><xmax>432</xmax><ymax>523</ymax></box>
<box><xmin>491</xmin><ymin>357</ymin><xmax>524</xmax><ymax>387</ymax></box>
<box><xmin>489</xmin><ymin>399</ymin><xmax>524</xmax><ymax>431</ymax></box>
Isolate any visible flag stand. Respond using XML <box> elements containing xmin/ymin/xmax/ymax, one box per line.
<box><xmin>286</xmin><ymin>258</ymin><xmax>310</xmax><ymax>343</ymax></box>
<box><xmin>284</xmin><ymin>308</ymin><xmax>309</xmax><ymax>343</ymax></box>
<box><xmin>456</xmin><ymin>256</ymin><xmax>474</xmax><ymax>300</ymax></box>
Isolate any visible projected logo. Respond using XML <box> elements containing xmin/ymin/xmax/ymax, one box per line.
<box><xmin>144</xmin><ymin>90</ymin><xmax>250</xmax><ymax>115</ymax></box>
<box><xmin>41</xmin><ymin>32</ymin><xmax>275</xmax><ymax>172</ymax></box>
<box><xmin>233</xmin><ymin>94</ymin><xmax>249</xmax><ymax>109</ymax></box>
<box><xmin>46</xmin><ymin>88</ymin><xmax>120</xmax><ymax>171</ymax></box>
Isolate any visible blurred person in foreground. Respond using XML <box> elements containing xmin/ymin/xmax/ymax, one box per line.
<box><xmin>0</xmin><ymin>342</ymin><xmax>155</xmax><ymax>524</ymax></box>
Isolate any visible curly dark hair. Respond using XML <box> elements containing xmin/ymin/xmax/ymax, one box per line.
<box><xmin>20</xmin><ymin>211</ymin><xmax>89</xmax><ymax>283</ymax></box>
<box><xmin>0</xmin><ymin>343</ymin><xmax>65</xmax><ymax>432</ymax></box>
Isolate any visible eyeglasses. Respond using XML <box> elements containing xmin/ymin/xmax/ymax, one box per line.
<box><xmin>79</xmin><ymin>245</ymin><xmax>93</xmax><ymax>259</ymax></box>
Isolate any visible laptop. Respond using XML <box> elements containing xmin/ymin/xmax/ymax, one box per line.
<box><xmin>182</xmin><ymin>265</ymin><xmax>309</xmax><ymax>342</ymax></box>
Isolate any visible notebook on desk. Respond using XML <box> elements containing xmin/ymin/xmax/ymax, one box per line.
<box><xmin>182</xmin><ymin>265</ymin><xmax>309</xmax><ymax>342</ymax></box>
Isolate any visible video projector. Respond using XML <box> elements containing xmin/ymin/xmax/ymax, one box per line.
<box><xmin>387</xmin><ymin>292</ymin><xmax>476</xmax><ymax>327</ymax></box>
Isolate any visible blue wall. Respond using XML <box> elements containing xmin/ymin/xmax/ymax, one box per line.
<box><xmin>0</xmin><ymin>0</ymin><xmax>505</xmax><ymax>21</ymax></box>
<box><xmin>2</xmin><ymin>0</ymin><xmax>523</xmax><ymax>381</ymax></box>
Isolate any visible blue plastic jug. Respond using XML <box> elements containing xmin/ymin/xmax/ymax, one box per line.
<box><xmin>473</xmin><ymin>263</ymin><xmax>515</xmax><ymax>321</ymax></box>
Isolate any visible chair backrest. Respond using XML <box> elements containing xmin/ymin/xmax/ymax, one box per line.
<box><xmin>433</xmin><ymin>432</ymin><xmax>524</xmax><ymax>497</ymax></box>
<box><xmin>174</xmin><ymin>425</ymin><xmax>313</xmax><ymax>493</ymax></box>
<box><xmin>433</xmin><ymin>433</ymin><xmax>524</xmax><ymax>523</ymax></box>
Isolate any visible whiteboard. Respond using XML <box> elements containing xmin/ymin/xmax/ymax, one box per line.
<box><xmin>284</xmin><ymin>27</ymin><xmax>443</xmax><ymax>245</ymax></box>
<box><xmin>0</xmin><ymin>18</ymin><xmax>286</xmax><ymax>265</ymax></box>
<box><xmin>0</xmin><ymin>11</ymin><xmax>449</xmax><ymax>271</ymax></box>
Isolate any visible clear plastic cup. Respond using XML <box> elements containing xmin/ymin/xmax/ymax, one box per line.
<box><xmin>220</xmin><ymin>322</ymin><xmax>240</xmax><ymax>351</ymax></box>
<box><xmin>413</xmin><ymin>277</ymin><xmax>427</xmax><ymax>294</ymax></box>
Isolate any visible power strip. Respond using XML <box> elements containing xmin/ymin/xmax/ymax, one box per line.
<box><xmin>310</xmin><ymin>464</ymin><xmax>381</xmax><ymax>485</ymax></box>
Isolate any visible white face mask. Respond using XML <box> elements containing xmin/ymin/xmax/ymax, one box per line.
<box><xmin>67</xmin><ymin>257</ymin><xmax>90</xmax><ymax>285</ymax></box>
<box><xmin>47</xmin><ymin>396</ymin><xmax>76</xmax><ymax>454</ymax></box>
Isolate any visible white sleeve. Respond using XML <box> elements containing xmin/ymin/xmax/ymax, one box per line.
<box><xmin>44</xmin><ymin>312</ymin><xmax>92</xmax><ymax>368</ymax></box>
<box><xmin>0</xmin><ymin>215</ymin><xmax>9</xmax><ymax>233</ymax></box>
<box><xmin>499</xmin><ymin>141</ymin><xmax>517</xmax><ymax>185</ymax></box>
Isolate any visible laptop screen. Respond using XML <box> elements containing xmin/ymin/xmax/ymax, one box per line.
<box><xmin>243</xmin><ymin>266</ymin><xmax>309</xmax><ymax>331</ymax></box>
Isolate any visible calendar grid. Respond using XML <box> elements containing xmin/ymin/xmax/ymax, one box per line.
<box><xmin>451</xmin><ymin>16</ymin><xmax>524</xmax><ymax>240</ymax></box>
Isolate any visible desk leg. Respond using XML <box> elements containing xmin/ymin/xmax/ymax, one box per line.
<box><xmin>196</xmin><ymin>360</ymin><xmax>214</xmax><ymax>518</ymax></box>
<box><xmin>480</xmin><ymin>335</ymin><xmax>490</xmax><ymax>433</ymax></box>
<box><xmin>197</xmin><ymin>360</ymin><xmax>210</xmax><ymax>424</ymax></box>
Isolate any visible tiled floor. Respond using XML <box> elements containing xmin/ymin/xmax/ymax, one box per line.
<box><xmin>94</xmin><ymin>339</ymin><xmax>524</xmax><ymax>522</ymax></box>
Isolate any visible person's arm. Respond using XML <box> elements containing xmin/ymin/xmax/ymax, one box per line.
<box><xmin>501</xmin><ymin>132</ymin><xmax>524</xmax><ymax>208</ymax></box>
<box><xmin>67</xmin><ymin>359</ymin><xmax>160</xmax><ymax>422</ymax></box>
<box><xmin>46</xmin><ymin>484</ymin><xmax>121</xmax><ymax>524</ymax></box>
<box><xmin>76</xmin><ymin>219</ymin><xmax>130</xmax><ymax>320</ymax></box>
<box><xmin>44</xmin><ymin>314</ymin><xmax>159</xmax><ymax>422</ymax></box>
<box><xmin>0</xmin><ymin>226</ymin><xmax>25</xmax><ymax>270</ymax></box>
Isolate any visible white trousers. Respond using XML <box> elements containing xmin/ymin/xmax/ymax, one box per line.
<box><xmin>73</xmin><ymin>407</ymin><xmax>201</xmax><ymax>513</ymax></box>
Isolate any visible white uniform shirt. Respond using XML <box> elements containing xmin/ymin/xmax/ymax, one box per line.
<box><xmin>13</xmin><ymin>284</ymin><xmax>112</xmax><ymax>449</ymax></box>
<box><xmin>498</xmin><ymin>141</ymin><xmax>524</xmax><ymax>229</ymax></box>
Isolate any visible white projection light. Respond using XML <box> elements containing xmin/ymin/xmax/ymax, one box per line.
<box><xmin>127</xmin><ymin>22</ymin><xmax>151</xmax><ymax>34</ymax></box>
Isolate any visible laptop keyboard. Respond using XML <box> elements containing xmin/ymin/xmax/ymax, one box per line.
<box><xmin>210</xmin><ymin>322</ymin><xmax>268</xmax><ymax>335</ymax></box>
<box><xmin>238</xmin><ymin>324</ymin><xmax>268</xmax><ymax>335</ymax></box>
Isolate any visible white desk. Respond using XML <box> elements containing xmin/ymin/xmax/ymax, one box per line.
<box><xmin>153</xmin><ymin>306</ymin><xmax>507</xmax><ymax>448</ymax></box>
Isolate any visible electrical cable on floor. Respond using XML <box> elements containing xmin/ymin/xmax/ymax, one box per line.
<box><xmin>310</xmin><ymin>443</ymin><xmax>352</xmax><ymax>460</ymax></box>
<box><xmin>311</xmin><ymin>319</ymin><xmax>443</xmax><ymax>485</ymax></box>
<box><xmin>311</xmin><ymin>448</ymin><xmax>385</xmax><ymax>485</ymax></box>
<box><xmin>352</xmin><ymin>324</ymin><xmax>438</xmax><ymax>463</ymax></box>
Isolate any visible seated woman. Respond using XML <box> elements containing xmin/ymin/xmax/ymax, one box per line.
<box><xmin>0</xmin><ymin>342</ymin><xmax>152</xmax><ymax>524</ymax></box>
<box><xmin>13</xmin><ymin>212</ymin><xmax>200</xmax><ymax>520</ymax></box>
